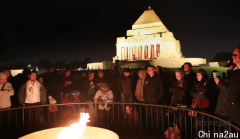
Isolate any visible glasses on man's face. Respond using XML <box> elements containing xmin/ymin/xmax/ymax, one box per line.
<box><xmin>233</xmin><ymin>54</ymin><xmax>238</xmax><ymax>57</ymax></box>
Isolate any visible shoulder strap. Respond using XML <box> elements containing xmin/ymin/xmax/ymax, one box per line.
<box><xmin>1</xmin><ymin>83</ymin><xmax>6</xmax><ymax>91</ymax></box>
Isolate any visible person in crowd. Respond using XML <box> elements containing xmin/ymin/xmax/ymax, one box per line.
<box><xmin>78</xmin><ymin>72</ymin><xmax>87</xmax><ymax>93</ymax></box>
<box><xmin>156</xmin><ymin>66</ymin><xmax>173</xmax><ymax>105</ymax></box>
<box><xmin>3</xmin><ymin>68</ymin><xmax>13</xmax><ymax>83</ymax></box>
<box><xmin>18</xmin><ymin>70</ymin><xmax>47</xmax><ymax>106</ymax></box>
<box><xmin>0</xmin><ymin>72</ymin><xmax>14</xmax><ymax>109</ymax></box>
<box><xmin>122</xmin><ymin>105</ymin><xmax>140</xmax><ymax>133</ymax></box>
<box><xmin>45</xmin><ymin>67</ymin><xmax>59</xmax><ymax>103</ymax></box>
<box><xmin>117</xmin><ymin>68</ymin><xmax>134</xmax><ymax>117</ymax></box>
<box><xmin>60</xmin><ymin>69</ymin><xmax>77</xmax><ymax>102</ymax></box>
<box><xmin>215</xmin><ymin>45</ymin><xmax>240</xmax><ymax>127</ymax></box>
<box><xmin>169</xmin><ymin>69</ymin><xmax>192</xmax><ymax>107</ymax></box>
<box><xmin>143</xmin><ymin>65</ymin><xmax>164</xmax><ymax>104</ymax></box>
<box><xmin>82</xmin><ymin>71</ymin><xmax>96</xmax><ymax>102</ymax></box>
<box><xmin>135</xmin><ymin>70</ymin><xmax>146</xmax><ymax>103</ymax></box>
<box><xmin>95</xmin><ymin>70</ymin><xmax>108</xmax><ymax>91</ymax></box>
<box><xmin>94</xmin><ymin>83</ymin><xmax>113</xmax><ymax>127</ymax></box>
<box><xmin>10</xmin><ymin>67</ymin><xmax>31</xmax><ymax>107</ymax></box>
<box><xmin>183</xmin><ymin>62</ymin><xmax>196</xmax><ymax>88</ymax></box>
<box><xmin>190</xmin><ymin>69</ymin><xmax>210</xmax><ymax>112</ymax></box>
<box><xmin>18</xmin><ymin>70</ymin><xmax>47</xmax><ymax>131</ymax></box>
<box><xmin>38</xmin><ymin>76</ymin><xmax>44</xmax><ymax>84</ymax></box>
<box><xmin>215</xmin><ymin>58</ymin><xmax>235</xmax><ymax>119</ymax></box>
<box><xmin>143</xmin><ymin>65</ymin><xmax>164</xmax><ymax>135</ymax></box>
<box><xmin>3</xmin><ymin>68</ymin><xmax>16</xmax><ymax>107</ymax></box>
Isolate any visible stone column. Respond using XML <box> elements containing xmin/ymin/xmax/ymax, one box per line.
<box><xmin>148</xmin><ymin>44</ymin><xmax>152</xmax><ymax>59</ymax></box>
<box><xmin>135</xmin><ymin>46</ymin><xmax>138</xmax><ymax>60</ymax></box>
<box><xmin>129</xmin><ymin>46</ymin><xmax>131</xmax><ymax>60</ymax></box>
<box><xmin>125</xmin><ymin>46</ymin><xmax>128</xmax><ymax>60</ymax></box>
<box><xmin>154</xmin><ymin>44</ymin><xmax>157</xmax><ymax>58</ymax></box>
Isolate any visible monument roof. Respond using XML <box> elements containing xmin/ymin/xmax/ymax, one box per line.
<box><xmin>133</xmin><ymin>9</ymin><xmax>163</xmax><ymax>25</ymax></box>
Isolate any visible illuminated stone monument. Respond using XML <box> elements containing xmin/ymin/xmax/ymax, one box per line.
<box><xmin>87</xmin><ymin>6</ymin><xmax>206</xmax><ymax>69</ymax></box>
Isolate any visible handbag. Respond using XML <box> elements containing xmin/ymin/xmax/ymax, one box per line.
<box><xmin>188</xmin><ymin>98</ymin><xmax>198</xmax><ymax>117</ymax></box>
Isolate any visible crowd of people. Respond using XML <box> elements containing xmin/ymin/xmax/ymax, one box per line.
<box><xmin>0</xmin><ymin>45</ymin><xmax>240</xmax><ymax>129</ymax></box>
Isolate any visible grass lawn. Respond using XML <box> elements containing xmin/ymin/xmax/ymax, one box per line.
<box><xmin>163</xmin><ymin>67</ymin><xmax>228</xmax><ymax>77</ymax></box>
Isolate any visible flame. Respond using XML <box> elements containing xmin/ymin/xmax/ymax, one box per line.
<box><xmin>58</xmin><ymin>113</ymin><xmax>90</xmax><ymax>139</ymax></box>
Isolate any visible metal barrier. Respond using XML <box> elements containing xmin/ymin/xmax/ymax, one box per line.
<box><xmin>0</xmin><ymin>103</ymin><xmax>239</xmax><ymax>139</ymax></box>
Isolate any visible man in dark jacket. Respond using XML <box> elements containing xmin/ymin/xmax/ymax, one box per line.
<box><xmin>143</xmin><ymin>65</ymin><xmax>164</xmax><ymax>134</ymax></box>
<box><xmin>117</xmin><ymin>68</ymin><xmax>134</xmax><ymax>118</ymax></box>
<box><xmin>143</xmin><ymin>65</ymin><xmax>164</xmax><ymax>104</ymax></box>
<box><xmin>45</xmin><ymin>67</ymin><xmax>59</xmax><ymax>102</ymax></box>
<box><xmin>183</xmin><ymin>62</ymin><xmax>196</xmax><ymax>87</ymax></box>
<box><xmin>215</xmin><ymin>59</ymin><xmax>235</xmax><ymax>119</ymax></box>
<box><xmin>215</xmin><ymin>45</ymin><xmax>240</xmax><ymax>127</ymax></box>
<box><xmin>60</xmin><ymin>69</ymin><xmax>77</xmax><ymax>102</ymax></box>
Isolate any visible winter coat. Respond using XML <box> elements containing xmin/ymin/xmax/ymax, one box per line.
<box><xmin>169</xmin><ymin>77</ymin><xmax>192</xmax><ymax>107</ymax></box>
<box><xmin>184</xmin><ymin>70</ymin><xmax>196</xmax><ymax>89</ymax></box>
<box><xmin>0</xmin><ymin>82</ymin><xmax>14</xmax><ymax>108</ymax></box>
<box><xmin>143</xmin><ymin>74</ymin><xmax>164</xmax><ymax>104</ymax></box>
<box><xmin>45</xmin><ymin>71</ymin><xmax>59</xmax><ymax>96</ymax></box>
<box><xmin>81</xmin><ymin>78</ymin><xmax>96</xmax><ymax>96</ymax></box>
<box><xmin>117</xmin><ymin>75</ymin><xmax>133</xmax><ymax>97</ymax></box>
<box><xmin>94</xmin><ymin>90</ymin><xmax>113</xmax><ymax>110</ymax></box>
<box><xmin>135</xmin><ymin>70</ymin><xmax>146</xmax><ymax>102</ymax></box>
<box><xmin>190</xmin><ymin>80</ymin><xmax>211</xmax><ymax>109</ymax></box>
<box><xmin>18</xmin><ymin>80</ymin><xmax>47</xmax><ymax>104</ymax></box>
<box><xmin>215</xmin><ymin>79</ymin><xmax>228</xmax><ymax>118</ymax></box>
<box><xmin>218</xmin><ymin>68</ymin><xmax>240</xmax><ymax>126</ymax></box>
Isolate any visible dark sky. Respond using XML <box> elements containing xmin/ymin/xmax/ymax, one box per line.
<box><xmin>0</xmin><ymin>0</ymin><xmax>239</xmax><ymax>63</ymax></box>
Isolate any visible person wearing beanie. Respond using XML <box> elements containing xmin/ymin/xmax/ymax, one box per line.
<box><xmin>0</xmin><ymin>72</ymin><xmax>14</xmax><ymax>109</ymax></box>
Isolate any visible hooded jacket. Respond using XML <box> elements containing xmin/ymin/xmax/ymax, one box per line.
<box><xmin>135</xmin><ymin>70</ymin><xmax>146</xmax><ymax>102</ymax></box>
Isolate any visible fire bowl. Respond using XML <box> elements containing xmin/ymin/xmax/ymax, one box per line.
<box><xmin>19</xmin><ymin>126</ymin><xmax>119</xmax><ymax>139</ymax></box>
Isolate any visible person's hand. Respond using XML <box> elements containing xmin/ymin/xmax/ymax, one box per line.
<box><xmin>121</xmin><ymin>94</ymin><xmax>125</xmax><ymax>98</ymax></box>
<box><xmin>214</xmin><ymin>77</ymin><xmax>220</xmax><ymax>85</ymax></box>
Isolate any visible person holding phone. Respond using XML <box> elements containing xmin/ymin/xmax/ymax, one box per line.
<box><xmin>214</xmin><ymin>45</ymin><xmax>240</xmax><ymax>127</ymax></box>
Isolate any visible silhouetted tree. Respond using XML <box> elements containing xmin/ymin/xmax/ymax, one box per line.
<box><xmin>83</xmin><ymin>57</ymin><xmax>92</xmax><ymax>69</ymax></box>
<box><xmin>38</xmin><ymin>59</ymin><xmax>51</xmax><ymax>69</ymax></box>
<box><xmin>70</xmin><ymin>60</ymin><xmax>84</xmax><ymax>69</ymax></box>
<box><xmin>213</xmin><ymin>52</ymin><xmax>232</xmax><ymax>61</ymax></box>
<box><xmin>54</xmin><ymin>60</ymin><xmax>66</xmax><ymax>69</ymax></box>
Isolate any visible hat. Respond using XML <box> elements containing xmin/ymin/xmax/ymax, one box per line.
<box><xmin>224</xmin><ymin>57</ymin><xmax>234</xmax><ymax>67</ymax></box>
<box><xmin>99</xmin><ymin>83</ymin><xmax>110</xmax><ymax>92</ymax></box>
<box><xmin>123</xmin><ymin>68</ymin><xmax>130</xmax><ymax>73</ymax></box>
<box><xmin>0</xmin><ymin>72</ymin><xmax>7</xmax><ymax>79</ymax></box>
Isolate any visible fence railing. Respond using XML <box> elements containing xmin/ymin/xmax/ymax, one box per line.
<box><xmin>0</xmin><ymin>103</ymin><xmax>239</xmax><ymax>139</ymax></box>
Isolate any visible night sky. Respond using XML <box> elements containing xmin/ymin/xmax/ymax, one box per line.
<box><xmin>0</xmin><ymin>0</ymin><xmax>239</xmax><ymax>63</ymax></box>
